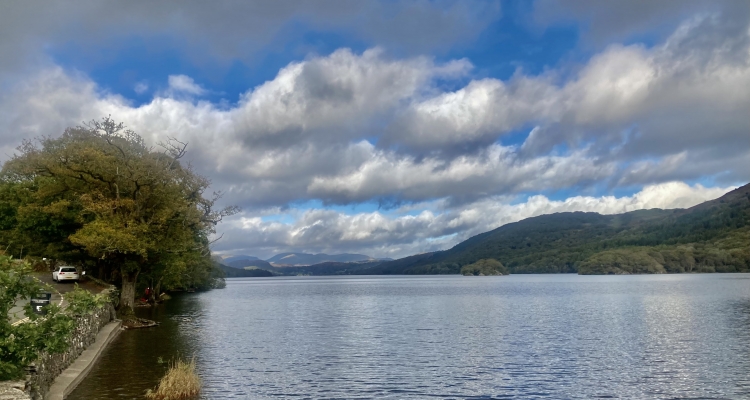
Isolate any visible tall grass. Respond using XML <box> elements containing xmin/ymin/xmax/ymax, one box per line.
<box><xmin>145</xmin><ymin>357</ymin><xmax>201</xmax><ymax>400</ymax></box>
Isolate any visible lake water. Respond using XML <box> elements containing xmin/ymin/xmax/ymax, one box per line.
<box><xmin>69</xmin><ymin>274</ymin><xmax>750</xmax><ymax>399</ymax></box>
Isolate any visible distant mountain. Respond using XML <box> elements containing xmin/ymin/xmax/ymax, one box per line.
<box><xmin>222</xmin><ymin>255</ymin><xmax>260</xmax><ymax>263</ymax></box>
<box><xmin>216</xmin><ymin>263</ymin><xmax>273</xmax><ymax>278</ymax></box>
<box><xmin>227</xmin><ymin>258</ymin><xmax>274</xmax><ymax>270</ymax></box>
<box><xmin>266</xmin><ymin>252</ymin><xmax>374</xmax><ymax>266</ymax></box>
<box><xmin>361</xmin><ymin>183</ymin><xmax>750</xmax><ymax>275</ymax></box>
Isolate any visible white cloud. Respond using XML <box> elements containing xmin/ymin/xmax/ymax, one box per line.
<box><xmin>134</xmin><ymin>82</ymin><xmax>149</xmax><ymax>94</ymax></box>
<box><xmin>306</xmin><ymin>143</ymin><xmax>613</xmax><ymax>204</ymax></box>
<box><xmin>383</xmin><ymin>76</ymin><xmax>558</xmax><ymax>150</ymax></box>
<box><xmin>227</xmin><ymin>48</ymin><xmax>472</xmax><ymax>148</ymax></box>
<box><xmin>389</xmin><ymin>14</ymin><xmax>750</xmax><ymax>184</ymax></box>
<box><xmin>166</xmin><ymin>75</ymin><xmax>206</xmax><ymax>96</ymax></box>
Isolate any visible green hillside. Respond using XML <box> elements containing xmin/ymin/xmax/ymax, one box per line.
<box><xmin>362</xmin><ymin>183</ymin><xmax>750</xmax><ymax>275</ymax></box>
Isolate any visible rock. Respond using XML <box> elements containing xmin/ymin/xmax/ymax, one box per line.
<box><xmin>0</xmin><ymin>380</ymin><xmax>31</xmax><ymax>400</ymax></box>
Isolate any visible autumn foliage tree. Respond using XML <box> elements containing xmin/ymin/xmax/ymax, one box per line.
<box><xmin>1</xmin><ymin>117</ymin><xmax>237</xmax><ymax>316</ymax></box>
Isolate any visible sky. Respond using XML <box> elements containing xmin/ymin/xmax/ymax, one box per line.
<box><xmin>0</xmin><ymin>0</ymin><xmax>748</xmax><ymax>260</ymax></box>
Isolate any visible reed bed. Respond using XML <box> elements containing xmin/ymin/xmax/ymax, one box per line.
<box><xmin>145</xmin><ymin>357</ymin><xmax>201</xmax><ymax>400</ymax></box>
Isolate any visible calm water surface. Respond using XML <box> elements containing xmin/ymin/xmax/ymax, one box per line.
<box><xmin>69</xmin><ymin>274</ymin><xmax>750</xmax><ymax>399</ymax></box>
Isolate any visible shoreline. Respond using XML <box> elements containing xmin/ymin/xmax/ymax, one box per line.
<box><xmin>47</xmin><ymin>320</ymin><xmax>122</xmax><ymax>400</ymax></box>
<box><xmin>11</xmin><ymin>285</ymin><xmax>119</xmax><ymax>400</ymax></box>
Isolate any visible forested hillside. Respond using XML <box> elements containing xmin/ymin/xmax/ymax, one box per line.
<box><xmin>362</xmin><ymin>183</ymin><xmax>750</xmax><ymax>275</ymax></box>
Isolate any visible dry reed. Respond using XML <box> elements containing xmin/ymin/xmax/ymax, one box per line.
<box><xmin>145</xmin><ymin>357</ymin><xmax>201</xmax><ymax>400</ymax></box>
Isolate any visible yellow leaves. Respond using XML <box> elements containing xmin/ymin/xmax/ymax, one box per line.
<box><xmin>79</xmin><ymin>192</ymin><xmax>137</xmax><ymax>216</ymax></box>
<box><xmin>70</xmin><ymin>220</ymin><xmax>150</xmax><ymax>258</ymax></box>
<box><xmin>41</xmin><ymin>199</ymin><xmax>72</xmax><ymax>215</ymax></box>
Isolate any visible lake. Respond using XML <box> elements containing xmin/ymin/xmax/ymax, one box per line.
<box><xmin>69</xmin><ymin>274</ymin><xmax>750</xmax><ymax>399</ymax></box>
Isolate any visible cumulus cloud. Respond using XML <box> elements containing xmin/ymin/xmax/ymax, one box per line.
<box><xmin>306</xmin><ymin>144</ymin><xmax>613</xmax><ymax>204</ymax></box>
<box><xmin>166</xmin><ymin>75</ymin><xmax>206</xmax><ymax>96</ymax></box>
<box><xmin>392</xmin><ymin>13</ymin><xmax>750</xmax><ymax>183</ymax></box>
<box><xmin>0</xmin><ymin>67</ymin><xmax>131</xmax><ymax>157</ymax></box>
<box><xmin>383</xmin><ymin>76</ymin><xmax>558</xmax><ymax>151</ymax></box>
<box><xmin>227</xmin><ymin>48</ymin><xmax>472</xmax><ymax>149</ymax></box>
<box><xmin>212</xmin><ymin>182</ymin><xmax>735</xmax><ymax>259</ymax></box>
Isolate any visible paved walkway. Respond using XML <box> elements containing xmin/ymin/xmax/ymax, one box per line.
<box><xmin>47</xmin><ymin>320</ymin><xmax>122</xmax><ymax>400</ymax></box>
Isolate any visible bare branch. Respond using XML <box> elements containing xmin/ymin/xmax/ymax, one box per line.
<box><xmin>158</xmin><ymin>136</ymin><xmax>188</xmax><ymax>169</ymax></box>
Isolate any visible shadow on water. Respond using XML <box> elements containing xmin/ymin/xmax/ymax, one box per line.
<box><xmin>68</xmin><ymin>293</ymin><xmax>203</xmax><ymax>400</ymax></box>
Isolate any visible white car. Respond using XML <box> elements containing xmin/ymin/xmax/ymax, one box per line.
<box><xmin>52</xmin><ymin>266</ymin><xmax>80</xmax><ymax>282</ymax></box>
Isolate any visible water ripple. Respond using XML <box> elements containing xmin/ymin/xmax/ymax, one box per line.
<box><xmin>70</xmin><ymin>274</ymin><xmax>750</xmax><ymax>399</ymax></box>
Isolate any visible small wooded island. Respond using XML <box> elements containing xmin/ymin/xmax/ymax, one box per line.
<box><xmin>460</xmin><ymin>259</ymin><xmax>508</xmax><ymax>276</ymax></box>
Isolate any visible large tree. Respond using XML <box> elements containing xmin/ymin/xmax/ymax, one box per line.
<box><xmin>1</xmin><ymin>117</ymin><xmax>237</xmax><ymax>314</ymax></box>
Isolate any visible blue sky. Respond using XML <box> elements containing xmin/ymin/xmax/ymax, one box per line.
<box><xmin>0</xmin><ymin>0</ymin><xmax>748</xmax><ymax>259</ymax></box>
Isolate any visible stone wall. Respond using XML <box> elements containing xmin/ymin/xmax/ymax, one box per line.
<box><xmin>24</xmin><ymin>290</ymin><xmax>117</xmax><ymax>400</ymax></box>
<box><xmin>0</xmin><ymin>381</ymin><xmax>29</xmax><ymax>400</ymax></box>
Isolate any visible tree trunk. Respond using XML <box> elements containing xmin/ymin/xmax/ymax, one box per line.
<box><xmin>118</xmin><ymin>270</ymin><xmax>138</xmax><ymax>319</ymax></box>
<box><xmin>153</xmin><ymin>278</ymin><xmax>162</xmax><ymax>303</ymax></box>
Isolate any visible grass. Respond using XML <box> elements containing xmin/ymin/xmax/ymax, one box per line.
<box><xmin>145</xmin><ymin>357</ymin><xmax>201</xmax><ymax>400</ymax></box>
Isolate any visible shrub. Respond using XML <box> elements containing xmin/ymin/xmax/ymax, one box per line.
<box><xmin>64</xmin><ymin>284</ymin><xmax>108</xmax><ymax>315</ymax></box>
<box><xmin>145</xmin><ymin>357</ymin><xmax>201</xmax><ymax>400</ymax></box>
<box><xmin>0</xmin><ymin>256</ymin><xmax>75</xmax><ymax>379</ymax></box>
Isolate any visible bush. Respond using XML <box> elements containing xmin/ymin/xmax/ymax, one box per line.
<box><xmin>145</xmin><ymin>357</ymin><xmax>201</xmax><ymax>400</ymax></box>
<box><xmin>64</xmin><ymin>284</ymin><xmax>108</xmax><ymax>315</ymax></box>
<box><xmin>0</xmin><ymin>256</ymin><xmax>75</xmax><ymax>379</ymax></box>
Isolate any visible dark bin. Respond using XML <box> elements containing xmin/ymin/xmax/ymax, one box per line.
<box><xmin>30</xmin><ymin>292</ymin><xmax>52</xmax><ymax>315</ymax></box>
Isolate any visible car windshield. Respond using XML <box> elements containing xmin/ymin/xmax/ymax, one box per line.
<box><xmin>61</xmin><ymin>267</ymin><xmax>77</xmax><ymax>272</ymax></box>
